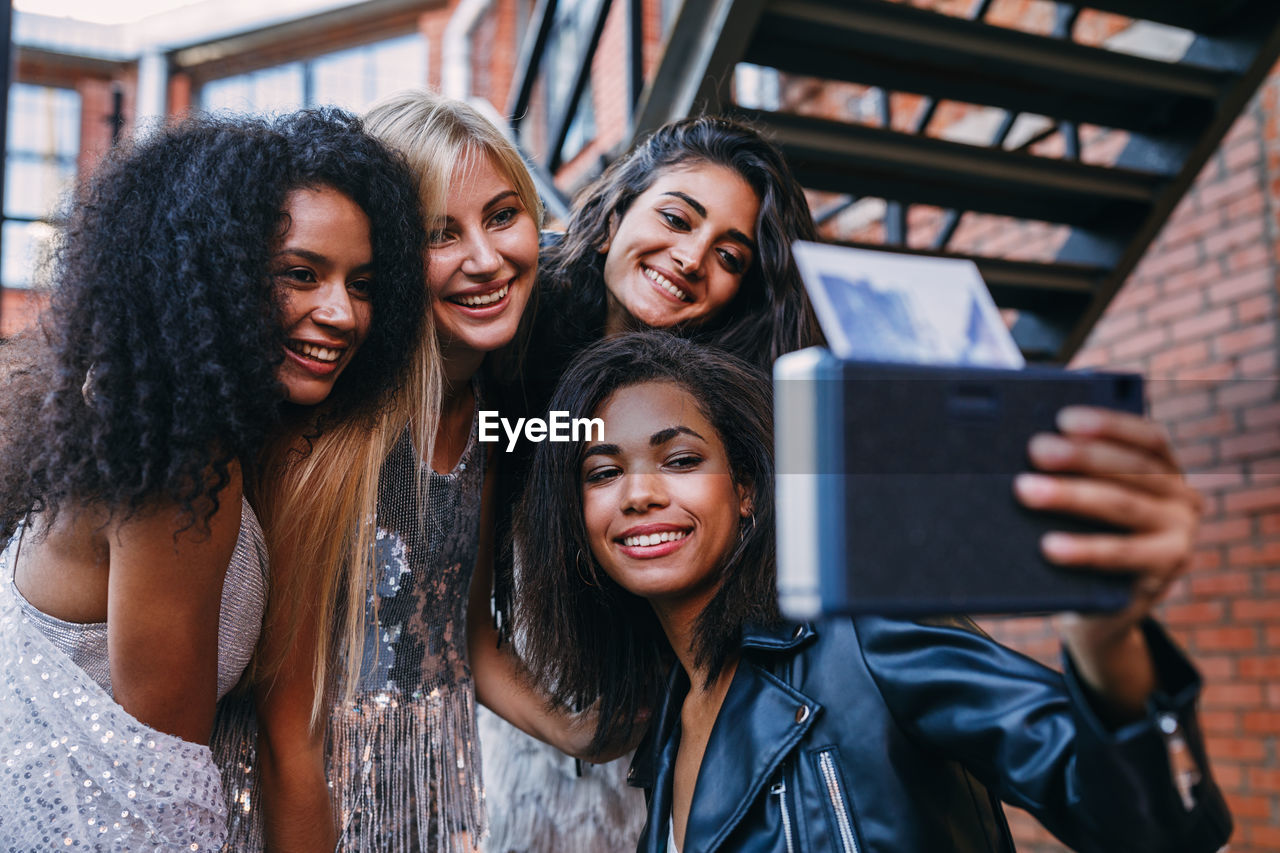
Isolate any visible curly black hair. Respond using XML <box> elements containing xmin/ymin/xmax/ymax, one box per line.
<box><xmin>0</xmin><ymin>109</ymin><xmax>427</xmax><ymax>533</ymax></box>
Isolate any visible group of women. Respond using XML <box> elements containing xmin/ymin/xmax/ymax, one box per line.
<box><xmin>0</xmin><ymin>88</ymin><xmax>1231</xmax><ymax>853</ymax></box>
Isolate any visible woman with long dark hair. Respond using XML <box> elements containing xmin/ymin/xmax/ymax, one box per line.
<box><xmin>483</xmin><ymin>113</ymin><xmax>826</xmax><ymax>851</ymax></box>
<box><xmin>0</xmin><ymin>109</ymin><xmax>428</xmax><ymax>851</ymax></box>
<box><xmin>512</xmin><ymin>330</ymin><xmax>1229</xmax><ymax>853</ymax></box>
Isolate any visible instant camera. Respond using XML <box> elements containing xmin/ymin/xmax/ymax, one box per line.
<box><xmin>775</xmin><ymin>243</ymin><xmax>1140</xmax><ymax>618</ymax></box>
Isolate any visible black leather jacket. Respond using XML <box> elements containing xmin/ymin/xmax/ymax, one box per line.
<box><xmin>628</xmin><ymin>616</ymin><xmax>1231</xmax><ymax>853</ymax></box>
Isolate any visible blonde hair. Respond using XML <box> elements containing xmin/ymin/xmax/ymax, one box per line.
<box><xmin>364</xmin><ymin>89</ymin><xmax>544</xmax><ymax>237</ymax></box>
<box><xmin>251</xmin><ymin>340</ymin><xmax>441</xmax><ymax>729</ymax></box>
<box><xmin>253</xmin><ymin>91</ymin><xmax>542</xmax><ymax>727</ymax></box>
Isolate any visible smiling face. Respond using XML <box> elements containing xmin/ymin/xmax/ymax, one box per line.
<box><xmin>428</xmin><ymin>154</ymin><xmax>539</xmax><ymax>375</ymax></box>
<box><xmin>272</xmin><ymin>185</ymin><xmax>374</xmax><ymax>407</ymax></box>
<box><xmin>600</xmin><ymin>163</ymin><xmax>761</xmax><ymax>335</ymax></box>
<box><xmin>581</xmin><ymin>380</ymin><xmax>751</xmax><ymax>612</ymax></box>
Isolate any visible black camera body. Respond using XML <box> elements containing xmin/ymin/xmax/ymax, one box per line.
<box><xmin>774</xmin><ymin>348</ymin><xmax>1142</xmax><ymax>618</ymax></box>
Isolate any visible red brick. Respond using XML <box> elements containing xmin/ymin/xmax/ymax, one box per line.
<box><xmin>1199</xmin><ymin>168</ymin><xmax>1262</xmax><ymax>208</ymax></box>
<box><xmin>1203</xmin><ymin>216</ymin><xmax>1266</xmax><ymax>257</ymax></box>
<box><xmin>1208</xmin><ymin>267</ymin><xmax>1275</xmax><ymax>304</ymax></box>
<box><xmin>1248</xmin><ymin>767</ymin><xmax>1280</xmax><ymax>792</ymax></box>
<box><xmin>1149</xmin><ymin>389</ymin><xmax>1213</xmax><ymax>420</ymax></box>
<box><xmin>1238</xmin><ymin>348</ymin><xmax>1276</xmax><ymax>375</ymax></box>
<box><xmin>1244</xmin><ymin>403</ymin><xmax>1280</xmax><ymax>430</ymax></box>
<box><xmin>1225</xmin><ymin>793</ymin><xmax>1273</xmax><ymax>820</ymax></box>
<box><xmin>1224</xmin><ymin>134</ymin><xmax>1262</xmax><ymax>172</ymax></box>
<box><xmin>1188</xmin><ymin>551</ymin><xmax>1227</xmax><ymax>578</ymax></box>
<box><xmin>1200</xmin><ymin>709</ymin><xmax>1241</xmax><ymax>735</ymax></box>
<box><xmin>1172</xmin><ymin>307</ymin><xmax>1235</xmax><ymax>343</ymax></box>
<box><xmin>1186</xmin><ymin>468</ymin><xmax>1246</xmax><ymax>493</ymax></box>
<box><xmin>1177</xmin><ymin>361</ymin><xmax>1237</xmax><ymax>382</ymax></box>
<box><xmin>1087</xmin><ymin>310</ymin><xmax>1142</xmax><ymax>347</ymax></box>
<box><xmin>1138</xmin><ymin>240</ymin><xmax>1201</xmax><ymax>279</ymax></box>
<box><xmin>1192</xmin><ymin>653</ymin><xmax>1235</xmax><ymax>681</ymax></box>
<box><xmin>1175</xmin><ymin>442</ymin><xmax>1216</xmax><ymax>469</ymax></box>
<box><xmin>1176</xmin><ymin>411</ymin><xmax>1235</xmax><ymax>440</ymax></box>
<box><xmin>1147</xmin><ymin>290</ymin><xmax>1206</xmax><ymax>325</ymax></box>
<box><xmin>1221</xmin><ymin>430</ymin><xmax>1280</xmax><ymax>461</ymax></box>
<box><xmin>1226</xmin><ymin>109</ymin><xmax>1259</xmax><ymax>143</ymax></box>
<box><xmin>1237</xmin><ymin>295</ymin><xmax>1275</xmax><ymax>325</ymax></box>
<box><xmin>1161</xmin><ymin>600</ymin><xmax>1224</xmax><ymax>626</ymax></box>
<box><xmin>1161</xmin><ymin>207</ymin><xmax>1223</xmax><ymax>245</ymax></box>
<box><xmin>1252</xmin><ymin>458</ymin><xmax>1280</xmax><ymax>477</ymax></box>
<box><xmin>1246</xmin><ymin>823</ymin><xmax>1280</xmax><ymax>851</ymax></box>
<box><xmin>1150</xmin><ymin>342</ymin><xmax>1212</xmax><ymax>376</ymax></box>
<box><xmin>1111</xmin><ymin>326</ymin><xmax>1168</xmax><ymax>360</ymax></box>
<box><xmin>1214</xmin><ymin>761</ymin><xmax>1245</xmax><ymax>791</ymax></box>
<box><xmin>1225</xmin><ymin>485</ymin><xmax>1280</xmax><ymax>514</ymax></box>
<box><xmin>1203</xmin><ymin>682</ymin><xmax>1264</xmax><ymax>709</ymax></box>
<box><xmin>1238</xmin><ymin>655</ymin><xmax>1280</xmax><ymax>679</ymax></box>
<box><xmin>1243</xmin><ymin>711</ymin><xmax>1280</xmax><ymax>734</ymax></box>
<box><xmin>1232</xmin><ymin>596</ymin><xmax>1280</xmax><ymax>620</ymax></box>
<box><xmin>1218</xmin><ymin>323</ymin><xmax>1277</xmax><ymax>357</ymax></box>
<box><xmin>1225</xmin><ymin>189</ymin><xmax>1265</xmax><ymax>222</ymax></box>
<box><xmin>1198</xmin><ymin>517</ymin><xmax>1253</xmax><ymax>544</ymax></box>
<box><xmin>1159</xmin><ymin>261</ymin><xmax>1220</xmax><ymax>296</ymax></box>
<box><xmin>1219</xmin><ymin>380</ymin><xmax>1278</xmax><ymax>408</ymax></box>
<box><xmin>1229</xmin><ymin>242</ymin><xmax>1272</xmax><ymax>273</ymax></box>
<box><xmin>1195</xmin><ymin>625</ymin><xmax>1260</xmax><ymax>651</ymax></box>
<box><xmin>1227</xmin><ymin>541</ymin><xmax>1280</xmax><ymax>568</ymax></box>
<box><xmin>1260</xmin><ymin>512</ymin><xmax>1280</xmax><ymax>535</ymax></box>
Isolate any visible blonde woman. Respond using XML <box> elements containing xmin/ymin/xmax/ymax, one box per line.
<box><xmin>255</xmin><ymin>89</ymin><xmax>603</xmax><ymax>853</ymax></box>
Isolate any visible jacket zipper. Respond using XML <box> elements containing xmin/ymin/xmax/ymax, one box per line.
<box><xmin>769</xmin><ymin>779</ymin><xmax>796</xmax><ymax>853</ymax></box>
<box><xmin>818</xmin><ymin>750</ymin><xmax>859</xmax><ymax>853</ymax></box>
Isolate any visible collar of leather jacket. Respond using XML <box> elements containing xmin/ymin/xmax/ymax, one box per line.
<box><xmin>627</xmin><ymin>620</ymin><xmax>820</xmax><ymax>792</ymax></box>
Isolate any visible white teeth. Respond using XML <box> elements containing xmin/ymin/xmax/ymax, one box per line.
<box><xmin>643</xmin><ymin>267</ymin><xmax>691</xmax><ymax>302</ymax></box>
<box><xmin>291</xmin><ymin>342</ymin><xmax>341</xmax><ymax>363</ymax></box>
<box><xmin>455</xmin><ymin>283</ymin><xmax>510</xmax><ymax>307</ymax></box>
<box><xmin>622</xmin><ymin>530</ymin><xmax>689</xmax><ymax>548</ymax></box>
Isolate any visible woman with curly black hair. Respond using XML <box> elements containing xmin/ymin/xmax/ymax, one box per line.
<box><xmin>0</xmin><ymin>109</ymin><xmax>430</xmax><ymax>852</ymax></box>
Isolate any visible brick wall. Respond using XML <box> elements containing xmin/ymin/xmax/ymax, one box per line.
<box><xmin>964</xmin><ymin>63</ymin><xmax>1280</xmax><ymax>853</ymax></box>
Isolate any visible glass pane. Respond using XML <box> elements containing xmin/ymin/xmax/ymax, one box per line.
<box><xmin>6</xmin><ymin>84</ymin><xmax>81</xmax><ymax>158</ymax></box>
<box><xmin>201</xmin><ymin>63</ymin><xmax>305</xmax><ymax>116</ymax></box>
<box><xmin>311</xmin><ymin>46</ymin><xmax>368</xmax><ymax>110</ymax></box>
<box><xmin>1</xmin><ymin>220</ymin><xmax>59</xmax><ymax>290</ymax></box>
<box><xmin>368</xmin><ymin>35</ymin><xmax>426</xmax><ymax>103</ymax></box>
<box><xmin>6</xmin><ymin>157</ymin><xmax>76</xmax><ymax>221</ymax></box>
<box><xmin>311</xmin><ymin>34</ymin><xmax>427</xmax><ymax>111</ymax></box>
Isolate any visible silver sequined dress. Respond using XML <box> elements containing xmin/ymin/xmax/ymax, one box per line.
<box><xmin>329</xmin><ymin>410</ymin><xmax>487</xmax><ymax>853</ymax></box>
<box><xmin>0</xmin><ymin>497</ymin><xmax>268</xmax><ymax>852</ymax></box>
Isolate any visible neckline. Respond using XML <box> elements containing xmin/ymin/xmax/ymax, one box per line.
<box><xmin>428</xmin><ymin>378</ymin><xmax>481</xmax><ymax>479</ymax></box>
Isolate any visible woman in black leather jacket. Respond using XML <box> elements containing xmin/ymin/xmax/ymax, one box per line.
<box><xmin>513</xmin><ymin>331</ymin><xmax>1231</xmax><ymax>853</ymax></box>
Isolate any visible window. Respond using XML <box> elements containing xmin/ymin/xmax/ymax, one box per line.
<box><xmin>3</xmin><ymin>83</ymin><xmax>80</xmax><ymax>291</ymax></box>
<box><xmin>545</xmin><ymin>0</ymin><xmax>598</xmax><ymax>164</ymax></box>
<box><xmin>200</xmin><ymin>34</ymin><xmax>426</xmax><ymax>115</ymax></box>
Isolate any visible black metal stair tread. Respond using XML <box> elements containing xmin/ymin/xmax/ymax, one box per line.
<box><xmin>738</xmin><ymin>108</ymin><xmax>1162</xmax><ymax>228</ymax></box>
<box><xmin>745</xmin><ymin>0</ymin><xmax>1232</xmax><ymax>135</ymax></box>
<box><xmin>1075</xmin><ymin>0</ymin><xmax>1259</xmax><ymax>34</ymax></box>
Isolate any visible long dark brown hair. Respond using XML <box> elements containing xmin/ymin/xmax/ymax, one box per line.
<box><xmin>540</xmin><ymin>115</ymin><xmax>823</xmax><ymax>369</ymax></box>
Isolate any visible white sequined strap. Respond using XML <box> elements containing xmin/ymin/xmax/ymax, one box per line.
<box><xmin>0</xmin><ymin>580</ymin><xmax>228</xmax><ymax>851</ymax></box>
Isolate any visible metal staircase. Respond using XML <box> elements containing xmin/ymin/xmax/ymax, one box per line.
<box><xmin>508</xmin><ymin>0</ymin><xmax>1280</xmax><ymax>362</ymax></box>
